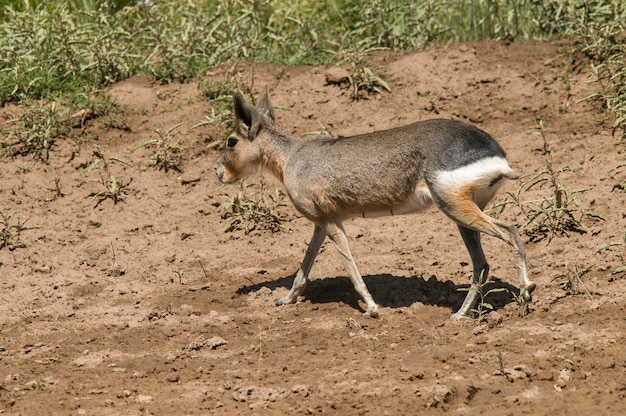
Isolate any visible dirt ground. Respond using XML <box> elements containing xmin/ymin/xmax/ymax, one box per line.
<box><xmin>1</xmin><ymin>41</ymin><xmax>625</xmax><ymax>415</ymax></box>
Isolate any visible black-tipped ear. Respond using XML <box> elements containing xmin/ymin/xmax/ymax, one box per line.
<box><xmin>233</xmin><ymin>92</ymin><xmax>262</xmax><ymax>141</ymax></box>
<box><xmin>256</xmin><ymin>87</ymin><xmax>275</xmax><ymax>125</ymax></box>
<box><xmin>233</xmin><ymin>92</ymin><xmax>252</xmax><ymax>128</ymax></box>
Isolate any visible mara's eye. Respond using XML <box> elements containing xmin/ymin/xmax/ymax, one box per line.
<box><xmin>226</xmin><ymin>137</ymin><xmax>239</xmax><ymax>148</ymax></box>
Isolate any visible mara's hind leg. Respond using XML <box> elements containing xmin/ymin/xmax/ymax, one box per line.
<box><xmin>449</xmin><ymin>225</ymin><xmax>490</xmax><ymax>320</ymax></box>
<box><xmin>440</xmin><ymin>197</ymin><xmax>536</xmax><ymax>320</ymax></box>
<box><xmin>276</xmin><ymin>225</ymin><xmax>326</xmax><ymax>306</ymax></box>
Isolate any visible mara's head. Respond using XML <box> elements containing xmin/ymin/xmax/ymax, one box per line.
<box><xmin>213</xmin><ymin>90</ymin><xmax>275</xmax><ymax>184</ymax></box>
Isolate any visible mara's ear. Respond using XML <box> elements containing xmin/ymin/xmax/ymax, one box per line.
<box><xmin>233</xmin><ymin>91</ymin><xmax>263</xmax><ymax>141</ymax></box>
<box><xmin>256</xmin><ymin>87</ymin><xmax>275</xmax><ymax>125</ymax></box>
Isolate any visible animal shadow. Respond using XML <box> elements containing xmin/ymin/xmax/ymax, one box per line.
<box><xmin>237</xmin><ymin>273</ymin><xmax>520</xmax><ymax>315</ymax></box>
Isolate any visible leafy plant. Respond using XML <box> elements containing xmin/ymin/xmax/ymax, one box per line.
<box><xmin>1</xmin><ymin>100</ymin><xmax>70</xmax><ymax>160</ymax></box>
<box><xmin>173</xmin><ymin>269</ymin><xmax>186</xmax><ymax>284</ymax></box>
<box><xmin>494</xmin><ymin>119</ymin><xmax>602</xmax><ymax>242</ymax></box>
<box><xmin>459</xmin><ymin>273</ymin><xmax>509</xmax><ymax>322</ymax></box>
<box><xmin>136</xmin><ymin>122</ymin><xmax>184</xmax><ymax>173</ymax></box>
<box><xmin>47</xmin><ymin>178</ymin><xmax>65</xmax><ymax>201</ymax></box>
<box><xmin>594</xmin><ymin>232</ymin><xmax>626</xmax><ymax>280</ymax></box>
<box><xmin>221</xmin><ymin>180</ymin><xmax>287</xmax><ymax>234</ymax></box>
<box><xmin>474</xmin><ymin>280</ymin><xmax>508</xmax><ymax>321</ymax></box>
<box><xmin>0</xmin><ymin>212</ymin><xmax>33</xmax><ymax>250</ymax></box>
<box><xmin>86</xmin><ymin>145</ymin><xmax>132</xmax><ymax>207</ymax></box>
<box><xmin>552</xmin><ymin>262</ymin><xmax>595</xmax><ymax>298</ymax></box>
<box><xmin>333</xmin><ymin>36</ymin><xmax>391</xmax><ymax>100</ymax></box>
<box><xmin>68</xmin><ymin>92</ymin><xmax>123</xmax><ymax>129</ymax></box>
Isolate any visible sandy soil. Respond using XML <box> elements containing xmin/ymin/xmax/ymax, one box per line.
<box><xmin>1</xmin><ymin>41</ymin><xmax>625</xmax><ymax>415</ymax></box>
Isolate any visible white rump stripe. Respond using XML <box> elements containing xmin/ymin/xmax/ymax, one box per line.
<box><xmin>435</xmin><ymin>156</ymin><xmax>513</xmax><ymax>190</ymax></box>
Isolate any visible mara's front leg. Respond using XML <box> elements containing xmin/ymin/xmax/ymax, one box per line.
<box><xmin>275</xmin><ymin>225</ymin><xmax>326</xmax><ymax>306</ymax></box>
<box><xmin>323</xmin><ymin>220</ymin><xmax>380</xmax><ymax>318</ymax></box>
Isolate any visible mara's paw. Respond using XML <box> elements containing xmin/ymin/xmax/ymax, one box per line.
<box><xmin>362</xmin><ymin>305</ymin><xmax>380</xmax><ymax>319</ymax></box>
<box><xmin>446</xmin><ymin>312</ymin><xmax>472</xmax><ymax>322</ymax></box>
<box><xmin>521</xmin><ymin>282</ymin><xmax>537</xmax><ymax>302</ymax></box>
<box><xmin>275</xmin><ymin>296</ymin><xmax>297</xmax><ymax>306</ymax></box>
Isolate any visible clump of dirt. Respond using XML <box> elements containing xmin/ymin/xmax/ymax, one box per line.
<box><xmin>1</xmin><ymin>41</ymin><xmax>625</xmax><ymax>415</ymax></box>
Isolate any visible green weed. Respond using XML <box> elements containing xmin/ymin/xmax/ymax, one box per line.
<box><xmin>86</xmin><ymin>145</ymin><xmax>132</xmax><ymax>207</ymax></box>
<box><xmin>47</xmin><ymin>178</ymin><xmax>65</xmax><ymax>201</ymax></box>
<box><xmin>173</xmin><ymin>269</ymin><xmax>186</xmax><ymax>284</ymax></box>
<box><xmin>333</xmin><ymin>41</ymin><xmax>391</xmax><ymax>100</ymax></box>
<box><xmin>552</xmin><ymin>262</ymin><xmax>595</xmax><ymax>298</ymax></box>
<box><xmin>221</xmin><ymin>180</ymin><xmax>287</xmax><ymax>235</ymax></box>
<box><xmin>68</xmin><ymin>92</ymin><xmax>122</xmax><ymax>128</ymax></box>
<box><xmin>471</xmin><ymin>278</ymin><xmax>509</xmax><ymax>322</ymax></box>
<box><xmin>495</xmin><ymin>119</ymin><xmax>602</xmax><ymax>242</ymax></box>
<box><xmin>136</xmin><ymin>122</ymin><xmax>184</xmax><ymax>173</ymax></box>
<box><xmin>2</xmin><ymin>0</ymin><xmax>605</xmax><ymax>106</ymax></box>
<box><xmin>458</xmin><ymin>272</ymin><xmax>511</xmax><ymax>322</ymax></box>
<box><xmin>559</xmin><ymin>0</ymin><xmax>626</xmax><ymax>141</ymax></box>
<box><xmin>0</xmin><ymin>212</ymin><xmax>33</xmax><ymax>251</ymax></box>
<box><xmin>594</xmin><ymin>231</ymin><xmax>626</xmax><ymax>280</ymax></box>
<box><xmin>1</xmin><ymin>100</ymin><xmax>70</xmax><ymax>160</ymax></box>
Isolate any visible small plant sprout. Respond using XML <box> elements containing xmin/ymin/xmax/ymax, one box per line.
<box><xmin>107</xmin><ymin>242</ymin><xmax>125</xmax><ymax>277</ymax></box>
<box><xmin>0</xmin><ymin>212</ymin><xmax>34</xmax><ymax>251</ymax></box>
<box><xmin>458</xmin><ymin>272</ymin><xmax>509</xmax><ymax>322</ymax></box>
<box><xmin>47</xmin><ymin>178</ymin><xmax>65</xmax><ymax>201</ymax></box>
<box><xmin>417</xmin><ymin>92</ymin><xmax>442</xmax><ymax>114</ymax></box>
<box><xmin>511</xmin><ymin>287</ymin><xmax>531</xmax><ymax>318</ymax></box>
<box><xmin>87</xmin><ymin>145</ymin><xmax>132</xmax><ymax>207</ymax></box>
<box><xmin>173</xmin><ymin>269</ymin><xmax>186</xmax><ymax>284</ymax></box>
<box><xmin>594</xmin><ymin>233</ymin><xmax>626</xmax><ymax>280</ymax></box>
<box><xmin>494</xmin><ymin>352</ymin><xmax>515</xmax><ymax>382</ymax></box>
<box><xmin>473</xmin><ymin>280</ymin><xmax>509</xmax><ymax>322</ymax></box>
<box><xmin>91</xmin><ymin>175</ymin><xmax>131</xmax><ymax>207</ymax></box>
<box><xmin>552</xmin><ymin>262</ymin><xmax>595</xmax><ymax>298</ymax></box>
<box><xmin>136</xmin><ymin>122</ymin><xmax>184</xmax><ymax>173</ymax></box>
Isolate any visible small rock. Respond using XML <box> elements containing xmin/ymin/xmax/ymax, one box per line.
<box><xmin>136</xmin><ymin>395</ymin><xmax>153</xmax><ymax>404</ymax></box>
<box><xmin>325</xmin><ymin>67</ymin><xmax>350</xmax><ymax>85</ymax></box>
<box><xmin>428</xmin><ymin>384</ymin><xmax>454</xmax><ymax>407</ymax></box>
<box><xmin>556</xmin><ymin>368</ymin><xmax>571</xmax><ymax>388</ymax></box>
<box><xmin>207</xmin><ymin>336</ymin><xmax>227</xmax><ymax>350</ymax></box>
<box><xmin>291</xmin><ymin>384</ymin><xmax>310</xmax><ymax>397</ymax></box>
<box><xmin>117</xmin><ymin>390</ymin><xmax>132</xmax><ymax>398</ymax></box>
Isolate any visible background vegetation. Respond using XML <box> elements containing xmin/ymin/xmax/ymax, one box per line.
<box><xmin>0</xmin><ymin>0</ymin><xmax>623</xmax><ymax>176</ymax></box>
<box><xmin>0</xmin><ymin>0</ymin><xmax>624</xmax><ymax>132</ymax></box>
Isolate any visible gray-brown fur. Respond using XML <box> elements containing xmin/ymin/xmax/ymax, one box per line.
<box><xmin>214</xmin><ymin>91</ymin><xmax>535</xmax><ymax>319</ymax></box>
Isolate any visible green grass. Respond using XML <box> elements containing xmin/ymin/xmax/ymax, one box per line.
<box><xmin>1</xmin><ymin>1</ymin><xmax>622</xmax><ymax>104</ymax></box>
<box><xmin>0</xmin><ymin>0</ymin><xmax>624</xmax><ymax>184</ymax></box>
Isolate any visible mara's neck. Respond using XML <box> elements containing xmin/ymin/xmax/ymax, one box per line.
<box><xmin>259</xmin><ymin>127</ymin><xmax>295</xmax><ymax>183</ymax></box>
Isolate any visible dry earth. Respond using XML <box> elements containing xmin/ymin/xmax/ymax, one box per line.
<box><xmin>1</xmin><ymin>41</ymin><xmax>625</xmax><ymax>415</ymax></box>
